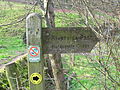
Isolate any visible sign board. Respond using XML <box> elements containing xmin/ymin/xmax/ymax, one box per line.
<box><xmin>42</xmin><ymin>27</ymin><xmax>99</xmax><ymax>54</ymax></box>
<box><xmin>28</xmin><ymin>46</ymin><xmax>40</xmax><ymax>62</ymax></box>
<box><xmin>30</xmin><ymin>73</ymin><xmax>42</xmax><ymax>84</ymax></box>
<box><xmin>26</xmin><ymin>13</ymin><xmax>99</xmax><ymax>90</ymax></box>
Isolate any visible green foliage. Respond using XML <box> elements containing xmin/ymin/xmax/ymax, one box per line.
<box><xmin>55</xmin><ymin>12</ymin><xmax>86</xmax><ymax>27</ymax></box>
<box><xmin>0</xmin><ymin>37</ymin><xmax>25</xmax><ymax>60</ymax></box>
<box><xmin>0</xmin><ymin>1</ymin><xmax>120</xmax><ymax>90</ymax></box>
<box><xmin>62</xmin><ymin>54</ymin><xmax>120</xmax><ymax>90</ymax></box>
<box><xmin>15</xmin><ymin>58</ymin><xmax>29</xmax><ymax>89</ymax></box>
<box><xmin>0</xmin><ymin>72</ymin><xmax>9</xmax><ymax>90</ymax></box>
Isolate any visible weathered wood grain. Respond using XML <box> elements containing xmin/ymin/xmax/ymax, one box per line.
<box><xmin>6</xmin><ymin>63</ymin><xmax>21</xmax><ymax>90</ymax></box>
<box><xmin>26</xmin><ymin>13</ymin><xmax>44</xmax><ymax>90</ymax></box>
<box><xmin>42</xmin><ymin>27</ymin><xmax>99</xmax><ymax>54</ymax></box>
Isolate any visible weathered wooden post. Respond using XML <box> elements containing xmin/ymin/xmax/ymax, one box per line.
<box><xmin>6</xmin><ymin>63</ymin><xmax>21</xmax><ymax>90</ymax></box>
<box><xmin>5</xmin><ymin>53</ymin><xmax>27</xmax><ymax>90</ymax></box>
<box><xmin>43</xmin><ymin>0</ymin><xmax>67</xmax><ymax>89</ymax></box>
<box><xmin>26</xmin><ymin>13</ymin><xmax>44</xmax><ymax>90</ymax></box>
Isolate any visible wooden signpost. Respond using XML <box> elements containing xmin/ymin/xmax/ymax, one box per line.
<box><xmin>26</xmin><ymin>13</ymin><xmax>99</xmax><ymax>90</ymax></box>
<box><xmin>26</xmin><ymin>13</ymin><xmax>44</xmax><ymax>90</ymax></box>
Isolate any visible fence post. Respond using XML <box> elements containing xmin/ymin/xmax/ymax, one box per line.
<box><xmin>26</xmin><ymin>13</ymin><xmax>44</xmax><ymax>90</ymax></box>
<box><xmin>6</xmin><ymin>63</ymin><xmax>21</xmax><ymax>90</ymax></box>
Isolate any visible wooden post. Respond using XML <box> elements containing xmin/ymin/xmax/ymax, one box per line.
<box><xmin>26</xmin><ymin>13</ymin><xmax>44</xmax><ymax>90</ymax></box>
<box><xmin>70</xmin><ymin>53</ymin><xmax>75</xmax><ymax>66</ymax></box>
<box><xmin>44</xmin><ymin>0</ymin><xmax>67</xmax><ymax>90</ymax></box>
<box><xmin>6</xmin><ymin>63</ymin><xmax>21</xmax><ymax>90</ymax></box>
<box><xmin>5</xmin><ymin>53</ymin><xmax>27</xmax><ymax>90</ymax></box>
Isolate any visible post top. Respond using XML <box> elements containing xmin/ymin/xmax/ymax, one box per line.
<box><xmin>26</xmin><ymin>13</ymin><xmax>41</xmax><ymax>20</ymax></box>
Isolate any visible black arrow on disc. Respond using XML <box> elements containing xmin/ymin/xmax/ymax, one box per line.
<box><xmin>33</xmin><ymin>76</ymin><xmax>39</xmax><ymax>81</ymax></box>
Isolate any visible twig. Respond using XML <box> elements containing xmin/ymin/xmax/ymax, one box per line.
<box><xmin>35</xmin><ymin>0</ymin><xmax>45</xmax><ymax>12</ymax></box>
<box><xmin>0</xmin><ymin>1</ymin><xmax>37</xmax><ymax>27</ymax></box>
<box><xmin>56</xmin><ymin>0</ymin><xmax>68</xmax><ymax>16</ymax></box>
<box><xmin>97</xmin><ymin>59</ymin><xmax>120</xmax><ymax>86</ymax></box>
<box><xmin>82</xmin><ymin>0</ymin><xmax>104</xmax><ymax>38</ymax></box>
<box><xmin>64</xmin><ymin>73</ymin><xmax>88</xmax><ymax>90</ymax></box>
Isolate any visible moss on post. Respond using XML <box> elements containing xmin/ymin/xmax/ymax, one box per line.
<box><xmin>5</xmin><ymin>63</ymin><xmax>21</xmax><ymax>90</ymax></box>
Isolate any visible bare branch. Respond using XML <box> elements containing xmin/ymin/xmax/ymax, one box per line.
<box><xmin>0</xmin><ymin>1</ymin><xmax>37</xmax><ymax>27</ymax></box>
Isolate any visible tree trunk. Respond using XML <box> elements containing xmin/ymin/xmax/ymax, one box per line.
<box><xmin>44</xmin><ymin>0</ymin><xmax>67</xmax><ymax>90</ymax></box>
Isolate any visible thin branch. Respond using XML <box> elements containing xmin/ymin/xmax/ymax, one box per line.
<box><xmin>97</xmin><ymin>59</ymin><xmax>120</xmax><ymax>86</ymax></box>
<box><xmin>0</xmin><ymin>1</ymin><xmax>37</xmax><ymax>27</ymax></box>
<box><xmin>56</xmin><ymin>0</ymin><xmax>69</xmax><ymax>16</ymax></box>
<box><xmin>35</xmin><ymin>0</ymin><xmax>45</xmax><ymax>12</ymax></box>
<box><xmin>82</xmin><ymin>0</ymin><xmax>104</xmax><ymax>38</ymax></box>
<box><xmin>64</xmin><ymin>73</ymin><xmax>88</xmax><ymax>90</ymax></box>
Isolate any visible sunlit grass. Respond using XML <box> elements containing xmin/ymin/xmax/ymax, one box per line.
<box><xmin>0</xmin><ymin>1</ymin><xmax>119</xmax><ymax>90</ymax></box>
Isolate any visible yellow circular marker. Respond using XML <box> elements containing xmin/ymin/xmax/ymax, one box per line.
<box><xmin>30</xmin><ymin>73</ymin><xmax>42</xmax><ymax>84</ymax></box>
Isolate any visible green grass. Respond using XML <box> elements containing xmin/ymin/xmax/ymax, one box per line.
<box><xmin>55</xmin><ymin>12</ymin><xmax>86</xmax><ymax>27</ymax></box>
<box><xmin>0</xmin><ymin>1</ymin><xmax>41</xmax><ymax>61</ymax></box>
<box><xmin>0</xmin><ymin>1</ymin><xmax>27</xmax><ymax>61</ymax></box>
<box><xmin>62</xmin><ymin>54</ymin><xmax>120</xmax><ymax>90</ymax></box>
<box><xmin>0</xmin><ymin>37</ymin><xmax>25</xmax><ymax>60</ymax></box>
<box><xmin>0</xmin><ymin>1</ymin><xmax>84</xmax><ymax>61</ymax></box>
<box><xmin>62</xmin><ymin>55</ymin><xmax>99</xmax><ymax>89</ymax></box>
<box><xmin>0</xmin><ymin>1</ymin><xmax>120</xmax><ymax>90</ymax></box>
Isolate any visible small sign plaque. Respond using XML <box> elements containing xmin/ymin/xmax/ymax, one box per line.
<box><xmin>28</xmin><ymin>46</ymin><xmax>40</xmax><ymax>62</ymax></box>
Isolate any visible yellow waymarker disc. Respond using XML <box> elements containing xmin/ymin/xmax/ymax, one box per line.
<box><xmin>30</xmin><ymin>73</ymin><xmax>42</xmax><ymax>84</ymax></box>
